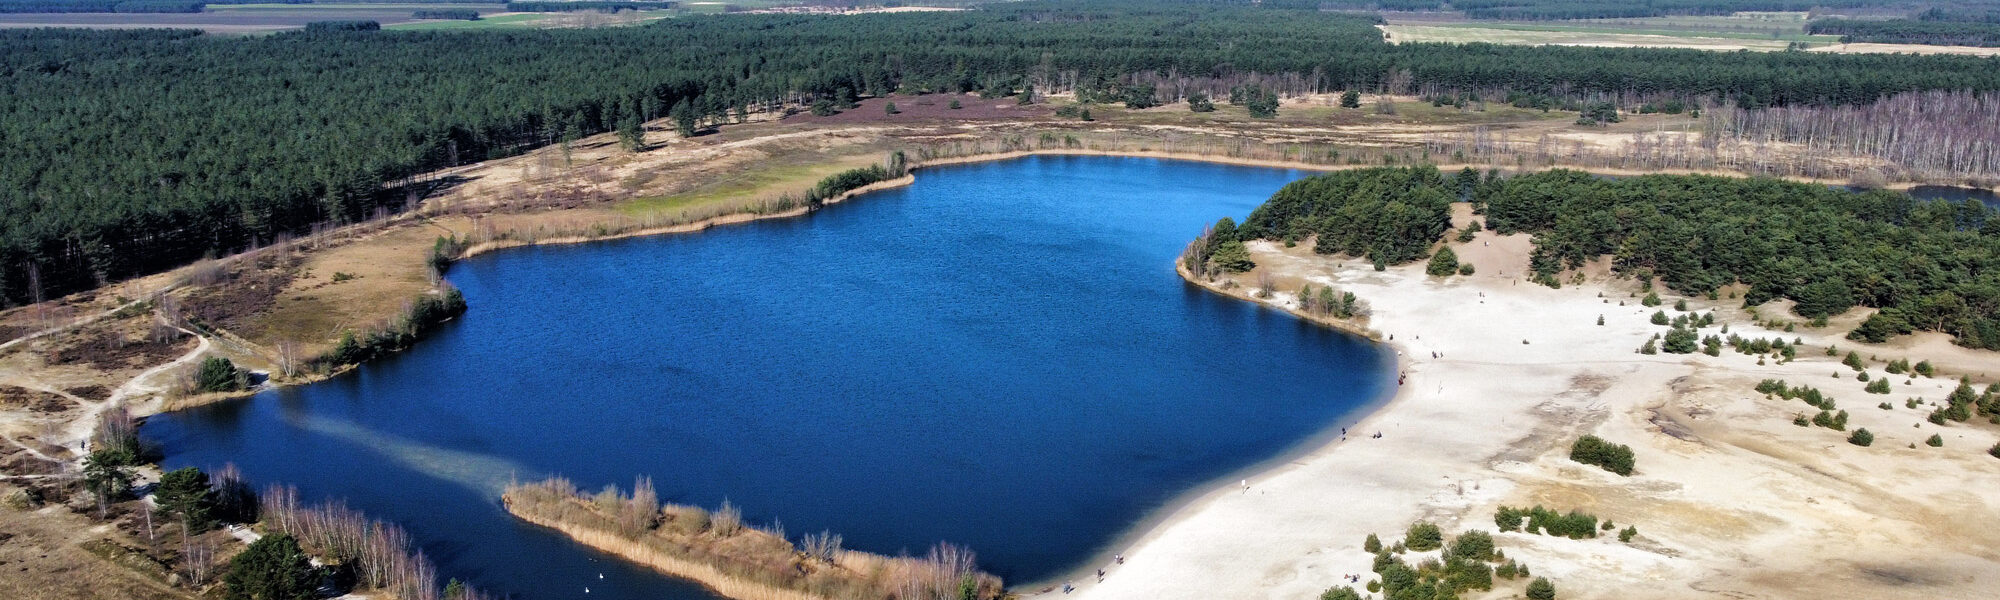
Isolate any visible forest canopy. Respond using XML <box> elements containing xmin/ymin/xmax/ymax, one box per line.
<box><xmin>1475</xmin><ymin>171</ymin><xmax>2000</xmax><ymax>349</ymax></box>
<box><xmin>1239</xmin><ymin>167</ymin><xmax>1455</xmax><ymax>266</ymax></box>
<box><xmin>1237</xmin><ymin>167</ymin><xmax>1999</xmax><ymax>349</ymax></box>
<box><xmin>8</xmin><ymin>0</ymin><xmax>2000</xmax><ymax>304</ymax></box>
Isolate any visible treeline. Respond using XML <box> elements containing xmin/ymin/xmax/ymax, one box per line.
<box><xmin>505</xmin><ymin>1</ymin><xmax>676</xmax><ymax>11</ymax></box>
<box><xmin>412</xmin><ymin>8</ymin><xmax>478</xmax><ymax>19</ymax></box>
<box><xmin>11</xmin><ymin>1</ymin><xmax>2000</xmax><ymax>305</ymax></box>
<box><xmin>1710</xmin><ymin>90</ymin><xmax>2000</xmax><ymax>181</ymax></box>
<box><xmin>304</xmin><ymin>19</ymin><xmax>381</xmax><ymax>31</ymax></box>
<box><xmin>1238</xmin><ymin>166</ymin><xmax>1455</xmax><ymax>266</ymax></box>
<box><xmin>0</xmin><ymin>0</ymin><xmax>202</xmax><ymax>12</ymax></box>
<box><xmin>1809</xmin><ymin>19</ymin><xmax>2000</xmax><ymax>47</ymax></box>
<box><xmin>1473</xmin><ymin>170</ymin><xmax>2000</xmax><ymax>349</ymax></box>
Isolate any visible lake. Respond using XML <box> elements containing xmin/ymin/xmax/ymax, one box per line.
<box><xmin>145</xmin><ymin>156</ymin><xmax>1394</xmax><ymax>599</ymax></box>
<box><xmin>1907</xmin><ymin>184</ymin><xmax>2000</xmax><ymax>209</ymax></box>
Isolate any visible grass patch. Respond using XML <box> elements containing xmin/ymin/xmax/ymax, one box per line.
<box><xmin>618</xmin><ymin>154</ymin><xmax>882</xmax><ymax>217</ymax></box>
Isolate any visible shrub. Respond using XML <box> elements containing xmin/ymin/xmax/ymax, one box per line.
<box><xmin>194</xmin><ymin>356</ymin><xmax>245</xmax><ymax>393</ymax></box>
<box><xmin>1865</xmin><ymin>379</ymin><xmax>1890</xmax><ymax>394</ymax></box>
<box><xmin>1662</xmin><ymin>327</ymin><xmax>1698</xmax><ymax>354</ymax></box>
<box><xmin>1914</xmin><ymin>360</ymin><xmax>1935</xmax><ymax>377</ymax></box>
<box><xmin>1843</xmin><ymin>351</ymin><xmax>1865</xmax><ymax>371</ymax></box>
<box><xmin>1641</xmin><ymin>292</ymin><xmax>1661</xmax><ymax>306</ymax></box>
<box><xmin>1618</xmin><ymin>525</ymin><xmax>1637</xmax><ymax>543</ymax></box>
<box><xmin>1364</xmin><ymin>533</ymin><xmax>1382</xmax><ymax>553</ymax></box>
<box><xmin>1448</xmin><ymin>530</ymin><xmax>1494</xmax><ymax>561</ymax></box>
<box><xmin>1319</xmin><ymin>586</ymin><xmax>1362</xmax><ymax>600</ymax></box>
<box><xmin>1457</xmin><ymin>262</ymin><xmax>1475</xmax><ymax>276</ymax></box>
<box><xmin>1674</xmin><ymin>299</ymin><xmax>1688</xmax><ymax>311</ymax></box>
<box><xmin>1405</xmin><ymin>521</ymin><xmax>1443</xmax><ymax>551</ymax></box>
<box><xmin>1526</xmin><ymin>576</ymin><xmax>1556</xmax><ymax>600</ymax></box>
<box><xmin>1494</xmin><ymin>506</ymin><xmax>1523</xmax><ymax>532</ymax></box>
<box><xmin>1569</xmin><ymin>435</ymin><xmax>1635</xmax><ymax>476</ymax></box>
<box><xmin>1848</xmin><ymin>428</ymin><xmax>1873</xmax><ymax>446</ymax></box>
<box><xmin>1651</xmin><ymin>311</ymin><xmax>1669</xmax><ymax>325</ymax></box>
<box><xmin>884</xmin><ymin>102</ymin><xmax>899</xmax><ymax>115</ymax></box>
<box><xmin>1926</xmin><ymin>434</ymin><xmax>1943</xmax><ymax>447</ymax></box>
<box><xmin>224</xmin><ymin>533</ymin><xmax>318</xmax><ymax>600</ymax></box>
<box><xmin>1990</xmin><ymin>442</ymin><xmax>2000</xmax><ymax>459</ymax></box>
<box><xmin>1427</xmin><ymin>247</ymin><xmax>1459</xmax><ymax>276</ymax></box>
<box><xmin>1638</xmin><ymin>339</ymin><xmax>1658</xmax><ymax>354</ymax></box>
<box><xmin>1340</xmin><ymin>90</ymin><xmax>1361</xmax><ymax>108</ymax></box>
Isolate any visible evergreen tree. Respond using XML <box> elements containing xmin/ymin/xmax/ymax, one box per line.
<box><xmin>224</xmin><ymin>533</ymin><xmax>318</xmax><ymax>600</ymax></box>
<box><xmin>672</xmin><ymin>100</ymin><xmax>698</xmax><ymax>136</ymax></box>
<box><xmin>195</xmin><ymin>356</ymin><xmax>243</xmax><ymax>393</ymax></box>
<box><xmin>82</xmin><ymin>448</ymin><xmax>136</xmax><ymax>516</ymax></box>
<box><xmin>1320</xmin><ymin>586</ymin><xmax>1362</xmax><ymax>600</ymax></box>
<box><xmin>1188</xmin><ymin>91</ymin><xmax>1215</xmax><ymax>112</ymax></box>
<box><xmin>1210</xmin><ymin>241</ymin><xmax>1256</xmax><ymax>273</ymax></box>
<box><xmin>1427</xmin><ymin>247</ymin><xmax>1460</xmax><ymax>276</ymax></box>
<box><xmin>156</xmin><ymin>467</ymin><xmax>216</xmax><ymax>532</ymax></box>
<box><xmin>1526</xmin><ymin>576</ymin><xmax>1556</xmax><ymax>600</ymax></box>
<box><xmin>1340</xmin><ymin>90</ymin><xmax>1361</xmax><ymax>108</ymax></box>
<box><xmin>1365</xmin><ymin>532</ymin><xmax>1382</xmax><ymax>553</ymax></box>
<box><xmin>1405</xmin><ymin>521</ymin><xmax>1443</xmax><ymax>551</ymax></box>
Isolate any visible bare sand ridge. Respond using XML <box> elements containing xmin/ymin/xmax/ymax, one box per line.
<box><xmin>1060</xmin><ymin>210</ymin><xmax>2000</xmax><ymax>600</ymax></box>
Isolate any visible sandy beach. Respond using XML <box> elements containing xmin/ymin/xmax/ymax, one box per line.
<box><xmin>1055</xmin><ymin>210</ymin><xmax>2000</xmax><ymax>599</ymax></box>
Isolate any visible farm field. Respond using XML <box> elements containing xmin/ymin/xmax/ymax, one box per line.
<box><xmin>0</xmin><ymin>3</ymin><xmax>508</xmax><ymax>34</ymax></box>
<box><xmin>1379</xmin><ymin>10</ymin><xmax>2000</xmax><ymax>55</ymax></box>
<box><xmin>1379</xmin><ymin>23</ymin><xmax>1822</xmax><ymax>50</ymax></box>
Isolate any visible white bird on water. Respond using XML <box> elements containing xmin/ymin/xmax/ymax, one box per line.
<box><xmin>599</xmin><ymin>573</ymin><xmax>605</xmax><ymax>579</ymax></box>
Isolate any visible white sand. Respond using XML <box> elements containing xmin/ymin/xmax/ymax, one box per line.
<box><xmin>1056</xmin><ymin>223</ymin><xmax>2000</xmax><ymax>599</ymax></box>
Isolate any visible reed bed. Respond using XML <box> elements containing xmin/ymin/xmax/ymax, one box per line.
<box><xmin>259</xmin><ymin>485</ymin><xmax>496</xmax><ymax>600</ymax></box>
<box><xmin>503</xmin><ymin>477</ymin><xmax>1003</xmax><ymax>600</ymax></box>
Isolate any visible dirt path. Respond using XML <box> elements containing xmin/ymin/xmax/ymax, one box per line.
<box><xmin>58</xmin><ymin>325</ymin><xmax>210</xmax><ymax>452</ymax></box>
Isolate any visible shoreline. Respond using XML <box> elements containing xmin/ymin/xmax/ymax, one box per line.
<box><xmin>113</xmin><ymin>151</ymin><xmax>1999</xmax><ymax>599</ymax></box>
<box><xmin>503</xmin><ymin>500</ymin><xmax>829</xmax><ymax>600</ymax></box>
<box><xmin>1018</xmin><ymin>263</ymin><xmax>1413</xmax><ymax>594</ymax></box>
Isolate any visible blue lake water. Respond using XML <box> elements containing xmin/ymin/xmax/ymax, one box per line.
<box><xmin>1907</xmin><ymin>184</ymin><xmax>2000</xmax><ymax>209</ymax></box>
<box><xmin>145</xmin><ymin>156</ymin><xmax>1394</xmax><ymax>599</ymax></box>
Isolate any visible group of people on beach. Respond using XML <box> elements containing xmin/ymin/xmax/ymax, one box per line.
<box><xmin>1060</xmin><ymin>554</ymin><xmax>1125</xmax><ymax>594</ymax></box>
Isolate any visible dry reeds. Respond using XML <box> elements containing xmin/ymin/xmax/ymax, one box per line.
<box><xmin>259</xmin><ymin>485</ymin><xmax>493</xmax><ymax>600</ymax></box>
<box><xmin>502</xmin><ymin>477</ymin><xmax>1004</xmax><ymax>600</ymax></box>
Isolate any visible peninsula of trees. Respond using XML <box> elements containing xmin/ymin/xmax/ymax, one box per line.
<box><xmin>1232</xmin><ymin>166</ymin><xmax>1999</xmax><ymax>349</ymax></box>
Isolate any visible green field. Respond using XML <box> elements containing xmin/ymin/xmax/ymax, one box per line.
<box><xmin>387</xmin><ymin>13</ymin><xmax>551</xmax><ymax>30</ymax></box>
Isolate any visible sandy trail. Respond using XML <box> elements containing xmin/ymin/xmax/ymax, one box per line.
<box><xmin>53</xmin><ymin>325</ymin><xmax>211</xmax><ymax>451</ymax></box>
<box><xmin>1057</xmin><ymin>227</ymin><xmax>2000</xmax><ymax>600</ymax></box>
